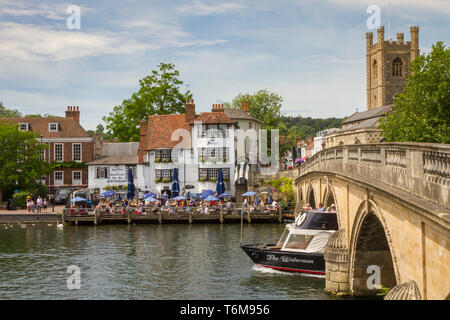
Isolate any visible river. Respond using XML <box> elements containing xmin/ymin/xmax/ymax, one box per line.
<box><xmin>0</xmin><ymin>222</ymin><xmax>338</xmax><ymax>300</ymax></box>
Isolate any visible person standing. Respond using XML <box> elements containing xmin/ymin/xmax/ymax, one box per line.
<box><xmin>36</xmin><ymin>196</ymin><xmax>43</xmax><ymax>213</ymax></box>
<box><xmin>26</xmin><ymin>197</ymin><xmax>32</xmax><ymax>213</ymax></box>
<box><xmin>43</xmin><ymin>198</ymin><xmax>48</xmax><ymax>213</ymax></box>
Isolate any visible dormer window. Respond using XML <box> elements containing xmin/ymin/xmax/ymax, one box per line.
<box><xmin>19</xmin><ymin>123</ymin><xmax>29</xmax><ymax>131</ymax></box>
<box><xmin>49</xmin><ymin>123</ymin><xmax>58</xmax><ymax>131</ymax></box>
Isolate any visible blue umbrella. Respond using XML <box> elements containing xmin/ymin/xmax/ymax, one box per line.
<box><xmin>71</xmin><ymin>196</ymin><xmax>86</xmax><ymax>202</ymax></box>
<box><xmin>200</xmin><ymin>190</ymin><xmax>214</xmax><ymax>199</ymax></box>
<box><xmin>101</xmin><ymin>190</ymin><xmax>115</xmax><ymax>198</ymax></box>
<box><xmin>218</xmin><ymin>192</ymin><xmax>232</xmax><ymax>198</ymax></box>
<box><xmin>254</xmin><ymin>195</ymin><xmax>259</xmax><ymax>205</ymax></box>
<box><xmin>144</xmin><ymin>197</ymin><xmax>158</xmax><ymax>202</ymax></box>
<box><xmin>142</xmin><ymin>192</ymin><xmax>157</xmax><ymax>199</ymax></box>
<box><xmin>127</xmin><ymin>167</ymin><xmax>135</xmax><ymax>200</ymax></box>
<box><xmin>171</xmin><ymin>168</ymin><xmax>180</xmax><ymax>198</ymax></box>
<box><xmin>173</xmin><ymin>195</ymin><xmax>187</xmax><ymax>201</ymax></box>
<box><xmin>216</xmin><ymin>168</ymin><xmax>225</xmax><ymax>195</ymax></box>
<box><xmin>205</xmin><ymin>195</ymin><xmax>219</xmax><ymax>201</ymax></box>
<box><xmin>242</xmin><ymin>191</ymin><xmax>257</xmax><ymax>197</ymax></box>
<box><xmin>268</xmin><ymin>194</ymin><xmax>273</xmax><ymax>204</ymax></box>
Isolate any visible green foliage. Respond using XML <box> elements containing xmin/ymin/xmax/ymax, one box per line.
<box><xmin>0</xmin><ymin>123</ymin><xmax>51</xmax><ymax>200</ymax></box>
<box><xmin>231</xmin><ymin>89</ymin><xmax>283</xmax><ymax>129</ymax></box>
<box><xmin>12</xmin><ymin>184</ymin><xmax>48</xmax><ymax>208</ymax></box>
<box><xmin>52</xmin><ymin>161</ymin><xmax>85</xmax><ymax>169</ymax></box>
<box><xmin>267</xmin><ymin>177</ymin><xmax>294</xmax><ymax>202</ymax></box>
<box><xmin>103</xmin><ymin>63</ymin><xmax>192</xmax><ymax>142</ymax></box>
<box><xmin>377</xmin><ymin>285</ymin><xmax>390</xmax><ymax>297</ymax></box>
<box><xmin>0</xmin><ymin>102</ymin><xmax>22</xmax><ymax>117</ymax></box>
<box><xmin>13</xmin><ymin>192</ymin><xmax>29</xmax><ymax>208</ymax></box>
<box><xmin>379</xmin><ymin>42</ymin><xmax>450</xmax><ymax>143</ymax></box>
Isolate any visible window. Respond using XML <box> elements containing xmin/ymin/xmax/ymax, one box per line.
<box><xmin>284</xmin><ymin>234</ymin><xmax>314</xmax><ymax>250</ymax></box>
<box><xmin>49</xmin><ymin>123</ymin><xmax>58</xmax><ymax>131</ymax></box>
<box><xmin>72</xmin><ymin>171</ymin><xmax>82</xmax><ymax>185</ymax></box>
<box><xmin>392</xmin><ymin>57</ymin><xmax>403</xmax><ymax>77</ymax></box>
<box><xmin>72</xmin><ymin>143</ymin><xmax>82</xmax><ymax>162</ymax></box>
<box><xmin>198</xmin><ymin>168</ymin><xmax>230</xmax><ymax>182</ymax></box>
<box><xmin>199</xmin><ymin>168</ymin><xmax>207</xmax><ymax>181</ymax></box>
<box><xmin>199</xmin><ymin>148</ymin><xmax>206</xmax><ymax>162</ymax></box>
<box><xmin>38</xmin><ymin>149</ymin><xmax>45</xmax><ymax>161</ymax></box>
<box><xmin>54</xmin><ymin>171</ymin><xmax>63</xmax><ymax>185</ymax></box>
<box><xmin>373</xmin><ymin>60</ymin><xmax>378</xmax><ymax>79</ymax></box>
<box><xmin>155</xmin><ymin>149</ymin><xmax>172</xmax><ymax>162</ymax></box>
<box><xmin>96</xmin><ymin>167</ymin><xmax>108</xmax><ymax>179</ymax></box>
<box><xmin>19</xmin><ymin>123</ymin><xmax>29</xmax><ymax>131</ymax></box>
<box><xmin>221</xmin><ymin>147</ymin><xmax>229</xmax><ymax>162</ymax></box>
<box><xmin>54</xmin><ymin>143</ymin><xmax>63</xmax><ymax>161</ymax></box>
<box><xmin>155</xmin><ymin>169</ymin><xmax>173</xmax><ymax>181</ymax></box>
<box><xmin>208</xmin><ymin>148</ymin><xmax>217</xmax><ymax>160</ymax></box>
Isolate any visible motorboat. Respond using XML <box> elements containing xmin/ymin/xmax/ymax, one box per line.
<box><xmin>240</xmin><ymin>210</ymin><xmax>338</xmax><ymax>275</ymax></box>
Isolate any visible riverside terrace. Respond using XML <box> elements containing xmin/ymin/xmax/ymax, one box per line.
<box><xmin>62</xmin><ymin>205</ymin><xmax>286</xmax><ymax>225</ymax></box>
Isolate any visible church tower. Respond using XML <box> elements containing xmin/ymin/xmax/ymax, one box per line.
<box><xmin>366</xmin><ymin>26</ymin><xmax>419</xmax><ymax>110</ymax></box>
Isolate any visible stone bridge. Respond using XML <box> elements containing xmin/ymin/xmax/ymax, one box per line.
<box><xmin>294</xmin><ymin>142</ymin><xmax>449</xmax><ymax>299</ymax></box>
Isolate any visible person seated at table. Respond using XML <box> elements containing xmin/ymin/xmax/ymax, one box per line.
<box><xmin>69</xmin><ymin>205</ymin><xmax>75</xmax><ymax>215</ymax></box>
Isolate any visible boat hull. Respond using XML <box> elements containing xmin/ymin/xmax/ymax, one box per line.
<box><xmin>241</xmin><ymin>244</ymin><xmax>325</xmax><ymax>275</ymax></box>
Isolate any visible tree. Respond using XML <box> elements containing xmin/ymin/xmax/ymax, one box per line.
<box><xmin>0</xmin><ymin>102</ymin><xmax>22</xmax><ymax>117</ymax></box>
<box><xmin>379</xmin><ymin>41</ymin><xmax>450</xmax><ymax>143</ymax></box>
<box><xmin>231</xmin><ymin>89</ymin><xmax>283</xmax><ymax>129</ymax></box>
<box><xmin>0</xmin><ymin>122</ymin><xmax>51</xmax><ymax>201</ymax></box>
<box><xmin>103</xmin><ymin>63</ymin><xmax>192</xmax><ymax>142</ymax></box>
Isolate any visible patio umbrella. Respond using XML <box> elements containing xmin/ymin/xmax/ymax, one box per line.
<box><xmin>171</xmin><ymin>168</ymin><xmax>180</xmax><ymax>198</ymax></box>
<box><xmin>268</xmin><ymin>194</ymin><xmax>273</xmax><ymax>204</ymax></box>
<box><xmin>145</xmin><ymin>197</ymin><xmax>158</xmax><ymax>202</ymax></box>
<box><xmin>205</xmin><ymin>195</ymin><xmax>219</xmax><ymax>201</ymax></box>
<box><xmin>126</xmin><ymin>167</ymin><xmax>135</xmax><ymax>200</ymax></box>
<box><xmin>241</xmin><ymin>191</ymin><xmax>257</xmax><ymax>197</ymax></box>
<box><xmin>173</xmin><ymin>195</ymin><xmax>187</xmax><ymax>201</ymax></box>
<box><xmin>254</xmin><ymin>195</ymin><xmax>259</xmax><ymax>205</ymax></box>
<box><xmin>71</xmin><ymin>196</ymin><xmax>87</xmax><ymax>202</ymax></box>
<box><xmin>142</xmin><ymin>192</ymin><xmax>157</xmax><ymax>199</ymax></box>
<box><xmin>216</xmin><ymin>168</ymin><xmax>225</xmax><ymax>195</ymax></box>
<box><xmin>200</xmin><ymin>190</ymin><xmax>214</xmax><ymax>199</ymax></box>
<box><xmin>218</xmin><ymin>192</ymin><xmax>232</xmax><ymax>198</ymax></box>
<box><xmin>101</xmin><ymin>190</ymin><xmax>115</xmax><ymax>198</ymax></box>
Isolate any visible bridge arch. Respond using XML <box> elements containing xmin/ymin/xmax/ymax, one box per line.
<box><xmin>349</xmin><ymin>199</ymin><xmax>400</xmax><ymax>296</ymax></box>
<box><xmin>322</xmin><ymin>182</ymin><xmax>343</xmax><ymax>228</ymax></box>
<box><xmin>305</xmin><ymin>183</ymin><xmax>317</xmax><ymax>208</ymax></box>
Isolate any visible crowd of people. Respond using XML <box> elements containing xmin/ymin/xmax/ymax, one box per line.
<box><xmin>25</xmin><ymin>195</ymin><xmax>48</xmax><ymax>213</ymax></box>
<box><xmin>302</xmin><ymin>202</ymin><xmax>336</xmax><ymax>213</ymax></box>
<box><xmin>70</xmin><ymin>191</ymin><xmax>280</xmax><ymax>216</ymax></box>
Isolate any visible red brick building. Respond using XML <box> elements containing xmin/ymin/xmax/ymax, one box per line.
<box><xmin>0</xmin><ymin>106</ymin><xmax>95</xmax><ymax>191</ymax></box>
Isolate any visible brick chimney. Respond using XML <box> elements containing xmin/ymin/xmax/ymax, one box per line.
<box><xmin>212</xmin><ymin>103</ymin><xmax>224</xmax><ymax>112</ymax></box>
<box><xmin>185</xmin><ymin>99</ymin><xmax>196</xmax><ymax>122</ymax></box>
<box><xmin>65</xmin><ymin>106</ymin><xmax>80</xmax><ymax>123</ymax></box>
<box><xmin>241</xmin><ymin>102</ymin><xmax>249</xmax><ymax>112</ymax></box>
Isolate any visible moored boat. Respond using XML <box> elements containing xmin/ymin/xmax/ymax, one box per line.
<box><xmin>241</xmin><ymin>210</ymin><xmax>338</xmax><ymax>275</ymax></box>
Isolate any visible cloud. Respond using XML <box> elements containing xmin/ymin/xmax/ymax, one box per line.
<box><xmin>177</xmin><ymin>0</ymin><xmax>246</xmax><ymax>16</ymax></box>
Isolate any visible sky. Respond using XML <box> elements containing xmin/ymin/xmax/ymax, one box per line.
<box><xmin>0</xmin><ymin>0</ymin><xmax>449</xmax><ymax>131</ymax></box>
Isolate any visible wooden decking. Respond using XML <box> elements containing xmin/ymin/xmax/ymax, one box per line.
<box><xmin>62</xmin><ymin>207</ymin><xmax>284</xmax><ymax>225</ymax></box>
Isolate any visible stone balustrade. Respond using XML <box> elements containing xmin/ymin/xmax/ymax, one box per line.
<box><xmin>297</xmin><ymin>142</ymin><xmax>450</xmax><ymax>209</ymax></box>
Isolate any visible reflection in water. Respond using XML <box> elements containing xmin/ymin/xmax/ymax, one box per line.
<box><xmin>0</xmin><ymin>223</ymin><xmax>336</xmax><ymax>300</ymax></box>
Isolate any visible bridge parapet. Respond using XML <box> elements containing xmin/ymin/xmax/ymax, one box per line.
<box><xmin>297</xmin><ymin>142</ymin><xmax>450</xmax><ymax>209</ymax></box>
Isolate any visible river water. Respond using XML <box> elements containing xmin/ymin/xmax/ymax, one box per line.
<box><xmin>0</xmin><ymin>222</ymin><xmax>338</xmax><ymax>300</ymax></box>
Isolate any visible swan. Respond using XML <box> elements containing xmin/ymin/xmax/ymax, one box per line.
<box><xmin>57</xmin><ymin>222</ymin><xmax>64</xmax><ymax>229</ymax></box>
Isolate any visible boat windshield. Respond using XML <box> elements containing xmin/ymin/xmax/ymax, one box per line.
<box><xmin>276</xmin><ymin>229</ymin><xmax>289</xmax><ymax>247</ymax></box>
<box><xmin>283</xmin><ymin>233</ymin><xmax>315</xmax><ymax>250</ymax></box>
